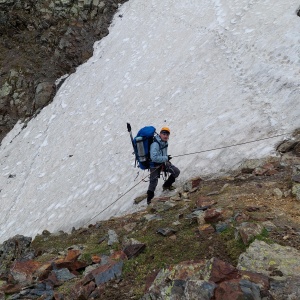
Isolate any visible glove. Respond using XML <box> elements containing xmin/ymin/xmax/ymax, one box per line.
<box><xmin>168</xmin><ymin>155</ymin><xmax>172</xmax><ymax>161</ymax></box>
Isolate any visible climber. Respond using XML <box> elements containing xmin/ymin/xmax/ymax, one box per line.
<box><xmin>146</xmin><ymin>127</ymin><xmax>180</xmax><ymax>205</ymax></box>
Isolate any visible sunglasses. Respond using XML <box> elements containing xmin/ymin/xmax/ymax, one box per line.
<box><xmin>161</xmin><ymin>131</ymin><xmax>170</xmax><ymax>136</ymax></box>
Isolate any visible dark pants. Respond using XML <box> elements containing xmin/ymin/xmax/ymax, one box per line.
<box><xmin>148</xmin><ymin>162</ymin><xmax>180</xmax><ymax>193</ymax></box>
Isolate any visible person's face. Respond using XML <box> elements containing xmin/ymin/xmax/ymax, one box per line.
<box><xmin>160</xmin><ymin>132</ymin><xmax>170</xmax><ymax>142</ymax></box>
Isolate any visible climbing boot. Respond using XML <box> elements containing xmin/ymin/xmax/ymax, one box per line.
<box><xmin>147</xmin><ymin>190</ymin><xmax>154</xmax><ymax>205</ymax></box>
<box><xmin>162</xmin><ymin>175</ymin><xmax>176</xmax><ymax>191</ymax></box>
<box><xmin>163</xmin><ymin>185</ymin><xmax>176</xmax><ymax>191</ymax></box>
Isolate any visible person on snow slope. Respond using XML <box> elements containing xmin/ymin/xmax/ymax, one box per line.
<box><xmin>146</xmin><ymin>127</ymin><xmax>180</xmax><ymax>205</ymax></box>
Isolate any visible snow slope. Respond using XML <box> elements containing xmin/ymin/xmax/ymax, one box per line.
<box><xmin>0</xmin><ymin>0</ymin><xmax>299</xmax><ymax>242</ymax></box>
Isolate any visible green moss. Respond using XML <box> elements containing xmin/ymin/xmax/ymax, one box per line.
<box><xmin>251</xmin><ymin>228</ymin><xmax>273</xmax><ymax>244</ymax></box>
<box><xmin>220</xmin><ymin>227</ymin><xmax>247</xmax><ymax>265</ymax></box>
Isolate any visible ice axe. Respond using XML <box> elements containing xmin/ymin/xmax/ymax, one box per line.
<box><xmin>127</xmin><ymin>123</ymin><xmax>137</xmax><ymax>167</ymax></box>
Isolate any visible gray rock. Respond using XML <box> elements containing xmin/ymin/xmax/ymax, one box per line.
<box><xmin>108</xmin><ymin>229</ymin><xmax>118</xmax><ymax>246</ymax></box>
<box><xmin>185</xmin><ymin>280</ymin><xmax>216</xmax><ymax>299</ymax></box>
<box><xmin>292</xmin><ymin>174</ymin><xmax>300</xmax><ymax>183</ymax></box>
<box><xmin>273</xmin><ymin>188</ymin><xmax>283</xmax><ymax>199</ymax></box>
<box><xmin>238</xmin><ymin>222</ymin><xmax>263</xmax><ymax>245</ymax></box>
<box><xmin>34</xmin><ymin>82</ymin><xmax>55</xmax><ymax>109</ymax></box>
<box><xmin>277</xmin><ymin>140</ymin><xmax>299</xmax><ymax>153</ymax></box>
<box><xmin>143</xmin><ymin>214</ymin><xmax>163</xmax><ymax>221</ymax></box>
<box><xmin>262</xmin><ymin>221</ymin><xmax>277</xmax><ymax>232</ymax></box>
<box><xmin>53</xmin><ymin>268</ymin><xmax>76</xmax><ymax>282</ymax></box>
<box><xmin>93</xmin><ymin>261</ymin><xmax>123</xmax><ymax>286</ymax></box>
<box><xmin>156</xmin><ymin>228</ymin><xmax>177</xmax><ymax>237</ymax></box>
<box><xmin>215</xmin><ymin>223</ymin><xmax>228</xmax><ymax>233</ymax></box>
<box><xmin>292</xmin><ymin>183</ymin><xmax>300</xmax><ymax>200</ymax></box>
<box><xmin>270</xmin><ymin>276</ymin><xmax>300</xmax><ymax>300</ymax></box>
<box><xmin>239</xmin><ymin>279</ymin><xmax>261</xmax><ymax>300</ymax></box>
<box><xmin>238</xmin><ymin>240</ymin><xmax>300</xmax><ymax>277</ymax></box>
<box><xmin>0</xmin><ymin>235</ymin><xmax>32</xmax><ymax>268</ymax></box>
<box><xmin>134</xmin><ymin>193</ymin><xmax>147</xmax><ymax>204</ymax></box>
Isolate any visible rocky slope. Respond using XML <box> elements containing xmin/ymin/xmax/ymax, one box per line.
<box><xmin>0</xmin><ymin>136</ymin><xmax>300</xmax><ymax>299</ymax></box>
<box><xmin>0</xmin><ymin>0</ymin><xmax>126</xmax><ymax>141</ymax></box>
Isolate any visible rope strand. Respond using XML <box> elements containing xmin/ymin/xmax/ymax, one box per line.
<box><xmin>83</xmin><ymin>165</ymin><xmax>161</xmax><ymax>226</ymax></box>
<box><xmin>173</xmin><ymin>132</ymin><xmax>291</xmax><ymax>158</ymax></box>
<box><xmin>83</xmin><ymin>130</ymin><xmax>292</xmax><ymax>226</ymax></box>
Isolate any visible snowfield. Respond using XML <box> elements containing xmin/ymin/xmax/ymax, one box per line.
<box><xmin>0</xmin><ymin>0</ymin><xmax>299</xmax><ymax>242</ymax></box>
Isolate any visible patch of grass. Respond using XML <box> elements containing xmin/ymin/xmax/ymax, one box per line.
<box><xmin>220</xmin><ymin>227</ymin><xmax>247</xmax><ymax>265</ymax></box>
<box><xmin>251</xmin><ymin>228</ymin><xmax>273</xmax><ymax>244</ymax></box>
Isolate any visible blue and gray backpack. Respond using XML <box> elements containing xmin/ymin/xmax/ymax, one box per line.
<box><xmin>133</xmin><ymin>126</ymin><xmax>157</xmax><ymax>170</ymax></box>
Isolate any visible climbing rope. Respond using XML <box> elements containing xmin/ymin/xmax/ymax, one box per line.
<box><xmin>173</xmin><ymin>132</ymin><xmax>291</xmax><ymax>158</ymax></box>
<box><xmin>83</xmin><ymin>130</ymin><xmax>292</xmax><ymax>226</ymax></box>
<box><xmin>83</xmin><ymin>165</ymin><xmax>162</xmax><ymax>226</ymax></box>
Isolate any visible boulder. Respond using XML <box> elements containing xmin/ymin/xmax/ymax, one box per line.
<box><xmin>183</xmin><ymin>177</ymin><xmax>202</xmax><ymax>192</ymax></box>
<box><xmin>238</xmin><ymin>240</ymin><xmax>300</xmax><ymax>278</ymax></box>
<box><xmin>185</xmin><ymin>280</ymin><xmax>216</xmax><ymax>300</ymax></box>
<box><xmin>107</xmin><ymin>229</ymin><xmax>118</xmax><ymax>246</ymax></box>
<box><xmin>204</xmin><ymin>258</ymin><xmax>239</xmax><ymax>283</ymax></box>
<box><xmin>270</xmin><ymin>275</ymin><xmax>300</xmax><ymax>299</ymax></box>
<box><xmin>10</xmin><ymin>260</ymin><xmax>41</xmax><ymax>285</ymax></box>
<box><xmin>292</xmin><ymin>183</ymin><xmax>300</xmax><ymax>200</ymax></box>
<box><xmin>34</xmin><ymin>82</ymin><xmax>55</xmax><ymax>109</ymax></box>
<box><xmin>198</xmin><ymin>224</ymin><xmax>215</xmax><ymax>235</ymax></box>
<box><xmin>204</xmin><ymin>208</ymin><xmax>223</xmax><ymax>223</ymax></box>
<box><xmin>214</xmin><ymin>279</ymin><xmax>261</xmax><ymax>300</ymax></box>
<box><xmin>0</xmin><ymin>235</ymin><xmax>33</xmax><ymax>273</ymax></box>
<box><xmin>238</xmin><ymin>222</ymin><xmax>263</xmax><ymax>245</ymax></box>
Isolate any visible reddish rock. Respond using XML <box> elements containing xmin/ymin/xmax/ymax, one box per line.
<box><xmin>53</xmin><ymin>292</ymin><xmax>64</xmax><ymax>300</ymax></box>
<box><xmin>45</xmin><ymin>271</ymin><xmax>61</xmax><ymax>287</ymax></box>
<box><xmin>214</xmin><ymin>279</ymin><xmax>244</xmax><ymax>300</ymax></box>
<box><xmin>144</xmin><ymin>270</ymin><xmax>160</xmax><ymax>292</ymax></box>
<box><xmin>110</xmin><ymin>250</ymin><xmax>127</xmax><ymax>261</ymax></box>
<box><xmin>238</xmin><ymin>222</ymin><xmax>263</xmax><ymax>245</ymax></box>
<box><xmin>235</xmin><ymin>212</ymin><xmax>250</xmax><ymax>223</ymax></box>
<box><xmin>246</xmin><ymin>206</ymin><xmax>260</xmax><ymax>212</ymax></box>
<box><xmin>198</xmin><ymin>224</ymin><xmax>215</xmax><ymax>235</ymax></box>
<box><xmin>204</xmin><ymin>209</ymin><xmax>223</xmax><ymax>223</ymax></box>
<box><xmin>253</xmin><ymin>167</ymin><xmax>268</xmax><ymax>176</ymax></box>
<box><xmin>55</xmin><ymin>260</ymin><xmax>88</xmax><ymax>274</ymax></box>
<box><xmin>207</xmin><ymin>258</ymin><xmax>239</xmax><ymax>283</ymax></box>
<box><xmin>91</xmin><ymin>255</ymin><xmax>102</xmax><ymax>264</ymax></box>
<box><xmin>65</xmin><ymin>249</ymin><xmax>81</xmax><ymax>262</ymax></box>
<box><xmin>34</xmin><ymin>263</ymin><xmax>53</xmax><ymax>281</ymax></box>
<box><xmin>196</xmin><ymin>197</ymin><xmax>216</xmax><ymax>208</ymax></box>
<box><xmin>89</xmin><ymin>285</ymin><xmax>105</xmax><ymax>299</ymax></box>
<box><xmin>71</xmin><ymin>280</ymin><xmax>96</xmax><ymax>300</ymax></box>
<box><xmin>0</xmin><ymin>283</ymin><xmax>23</xmax><ymax>294</ymax></box>
<box><xmin>183</xmin><ymin>177</ymin><xmax>203</xmax><ymax>192</ymax></box>
<box><xmin>10</xmin><ymin>260</ymin><xmax>41</xmax><ymax>284</ymax></box>
<box><xmin>265</xmin><ymin>169</ymin><xmax>279</xmax><ymax>176</ymax></box>
<box><xmin>239</xmin><ymin>270</ymin><xmax>270</xmax><ymax>291</ymax></box>
<box><xmin>191</xmin><ymin>177</ymin><xmax>202</xmax><ymax>188</ymax></box>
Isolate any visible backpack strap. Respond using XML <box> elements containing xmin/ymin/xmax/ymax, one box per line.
<box><xmin>153</xmin><ymin>135</ymin><xmax>168</xmax><ymax>150</ymax></box>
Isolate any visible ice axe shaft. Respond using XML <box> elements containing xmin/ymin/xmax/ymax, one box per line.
<box><xmin>127</xmin><ymin>123</ymin><xmax>134</xmax><ymax>143</ymax></box>
<box><xmin>127</xmin><ymin>123</ymin><xmax>137</xmax><ymax>167</ymax></box>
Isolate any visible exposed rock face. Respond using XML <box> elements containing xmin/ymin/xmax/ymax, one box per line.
<box><xmin>0</xmin><ymin>235</ymin><xmax>33</xmax><ymax>274</ymax></box>
<box><xmin>238</xmin><ymin>240</ymin><xmax>300</xmax><ymax>278</ymax></box>
<box><xmin>0</xmin><ymin>0</ymin><xmax>127</xmax><ymax>141</ymax></box>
